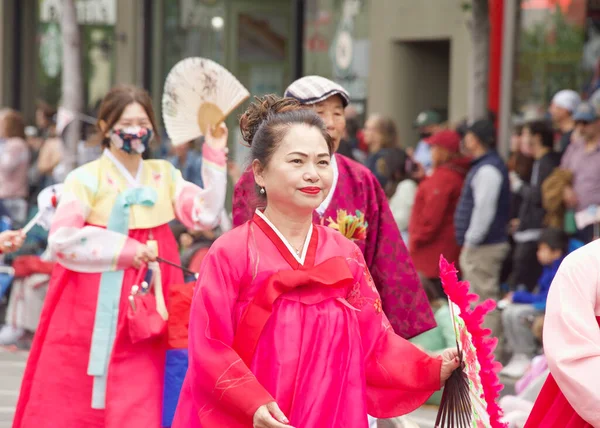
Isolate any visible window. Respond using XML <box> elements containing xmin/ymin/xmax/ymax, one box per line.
<box><xmin>162</xmin><ymin>0</ymin><xmax>225</xmax><ymax>83</ymax></box>
<box><xmin>514</xmin><ymin>0</ymin><xmax>591</xmax><ymax>111</ymax></box>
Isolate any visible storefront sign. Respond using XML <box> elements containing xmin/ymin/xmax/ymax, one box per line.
<box><xmin>39</xmin><ymin>0</ymin><xmax>116</xmax><ymax>25</ymax></box>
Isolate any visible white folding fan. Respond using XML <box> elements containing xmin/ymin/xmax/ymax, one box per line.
<box><xmin>162</xmin><ymin>57</ymin><xmax>250</xmax><ymax>146</ymax></box>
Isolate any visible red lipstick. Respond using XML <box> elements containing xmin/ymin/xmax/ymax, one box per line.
<box><xmin>300</xmin><ymin>187</ymin><xmax>321</xmax><ymax>195</ymax></box>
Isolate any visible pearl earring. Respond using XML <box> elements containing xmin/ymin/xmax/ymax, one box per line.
<box><xmin>260</xmin><ymin>187</ymin><xmax>265</xmax><ymax>194</ymax></box>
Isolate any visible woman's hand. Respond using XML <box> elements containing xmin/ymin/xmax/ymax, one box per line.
<box><xmin>133</xmin><ymin>244</ymin><xmax>157</xmax><ymax>269</ymax></box>
<box><xmin>205</xmin><ymin>123</ymin><xmax>229</xmax><ymax>150</ymax></box>
<box><xmin>439</xmin><ymin>347</ymin><xmax>461</xmax><ymax>387</ymax></box>
<box><xmin>0</xmin><ymin>230</ymin><xmax>25</xmax><ymax>253</ymax></box>
<box><xmin>253</xmin><ymin>402</ymin><xmax>293</xmax><ymax>428</ymax></box>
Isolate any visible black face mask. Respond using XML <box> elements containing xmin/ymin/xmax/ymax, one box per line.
<box><xmin>419</xmin><ymin>132</ymin><xmax>432</xmax><ymax>140</ymax></box>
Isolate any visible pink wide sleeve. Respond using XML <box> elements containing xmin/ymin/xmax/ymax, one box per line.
<box><xmin>48</xmin><ymin>170</ymin><xmax>139</xmax><ymax>273</ymax></box>
<box><xmin>345</xmin><ymin>245</ymin><xmax>442</xmax><ymax>418</ymax></box>
<box><xmin>185</xmin><ymin>242</ymin><xmax>273</xmax><ymax>425</ymax></box>
<box><xmin>173</xmin><ymin>144</ymin><xmax>227</xmax><ymax>231</ymax></box>
<box><xmin>542</xmin><ymin>248</ymin><xmax>600</xmax><ymax>426</ymax></box>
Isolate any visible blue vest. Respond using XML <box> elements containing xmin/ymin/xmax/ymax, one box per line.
<box><xmin>455</xmin><ymin>151</ymin><xmax>510</xmax><ymax>246</ymax></box>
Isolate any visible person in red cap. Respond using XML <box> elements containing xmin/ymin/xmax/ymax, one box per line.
<box><xmin>408</xmin><ymin>130</ymin><xmax>471</xmax><ymax>280</ymax></box>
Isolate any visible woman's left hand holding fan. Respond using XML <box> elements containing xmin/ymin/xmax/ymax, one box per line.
<box><xmin>440</xmin><ymin>348</ymin><xmax>461</xmax><ymax>387</ymax></box>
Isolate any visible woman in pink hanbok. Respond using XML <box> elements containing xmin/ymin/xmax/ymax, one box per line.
<box><xmin>526</xmin><ymin>239</ymin><xmax>600</xmax><ymax>428</ymax></box>
<box><xmin>13</xmin><ymin>85</ymin><xmax>228</xmax><ymax>428</ymax></box>
<box><xmin>232</xmin><ymin>76</ymin><xmax>435</xmax><ymax>340</ymax></box>
<box><xmin>173</xmin><ymin>95</ymin><xmax>459</xmax><ymax>428</ymax></box>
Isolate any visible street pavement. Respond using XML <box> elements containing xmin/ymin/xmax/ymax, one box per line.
<box><xmin>0</xmin><ymin>347</ymin><xmax>516</xmax><ymax>428</ymax></box>
<box><xmin>0</xmin><ymin>347</ymin><xmax>26</xmax><ymax>428</ymax></box>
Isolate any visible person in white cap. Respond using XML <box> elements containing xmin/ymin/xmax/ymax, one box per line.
<box><xmin>549</xmin><ymin>89</ymin><xmax>581</xmax><ymax>154</ymax></box>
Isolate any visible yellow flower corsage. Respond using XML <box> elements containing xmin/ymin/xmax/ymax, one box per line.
<box><xmin>327</xmin><ymin>209</ymin><xmax>368</xmax><ymax>241</ymax></box>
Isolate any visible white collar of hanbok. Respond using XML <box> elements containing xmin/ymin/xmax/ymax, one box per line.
<box><xmin>255</xmin><ymin>209</ymin><xmax>313</xmax><ymax>265</ymax></box>
<box><xmin>103</xmin><ymin>148</ymin><xmax>143</xmax><ymax>188</ymax></box>
<box><xmin>316</xmin><ymin>153</ymin><xmax>338</xmax><ymax>216</ymax></box>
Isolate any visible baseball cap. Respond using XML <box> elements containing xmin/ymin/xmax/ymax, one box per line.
<box><xmin>413</xmin><ymin>110</ymin><xmax>443</xmax><ymax>128</ymax></box>
<box><xmin>425</xmin><ymin>130</ymin><xmax>461</xmax><ymax>153</ymax></box>
<box><xmin>573</xmin><ymin>102</ymin><xmax>599</xmax><ymax>123</ymax></box>
<box><xmin>284</xmin><ymin>76</ymin><xmax>350</xmax><ymax>107</ymax></box>
<box><xmin>466</xmin><ymin>119</ymin><xmax>496</xmax><ymax>147</ymax></box>
<box><xmin>551</xmin><ymin>90</ymin><xmax>581</xmax><ymax>113</ymax></box>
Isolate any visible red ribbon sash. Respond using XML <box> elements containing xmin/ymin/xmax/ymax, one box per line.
<box><xmin>232</xmin><ymin>256</ymin><xmax>355</xmax><ymax>367</ymax></box>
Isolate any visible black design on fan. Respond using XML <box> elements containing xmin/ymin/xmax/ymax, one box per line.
<box><xmin>435</xmin><ymin>344</ymin><xmax>473</xmax><ymax>428</ymax></box>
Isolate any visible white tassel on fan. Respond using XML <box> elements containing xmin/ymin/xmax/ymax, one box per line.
<box><xmin>162</xmin><ymin>57</ymin><xmax>250</xmax><ymax>146</ymax></box>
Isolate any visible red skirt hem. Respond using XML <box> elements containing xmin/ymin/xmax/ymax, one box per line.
<box><xmin>525</xmin><ymin>317</ymin><xmax>600</xmax><ymax>428</ymax></box>
<box><xmin>525</xmin><ymin>373</ymin><xmax>594</xmax><ymax>427</ymax></box>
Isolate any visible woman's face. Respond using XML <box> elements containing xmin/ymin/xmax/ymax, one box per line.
<box><xmin>363</xmin><ymin>117</ymin><xmax>384</xmax><ymax>152</ymax></box>
<box><xmin>313</xmin><ymin>96</ymin><xmax>345</xmax><ymax>152</ymax></box>
<box><xmin>520</xmin><ymin>127</ymin><xmax>536</xmax><ymax>156</ymax></box>
<box><xmin>112</xmin><ymin>102</ymin><xmax>153</xmax><ymax>132</ymax></box>
<box><xmin>253</xmin><ymin>124</ymin><xmax>333</xmax><ymax>216</ymax></box>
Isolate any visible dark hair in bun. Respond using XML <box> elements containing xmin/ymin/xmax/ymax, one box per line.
<box><xmin>239</xmin><ymin>95</ymin><xmax>333</xmax><ymax>179</ymax></box>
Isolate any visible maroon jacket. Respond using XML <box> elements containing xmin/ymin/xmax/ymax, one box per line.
<box><xmin>232</xmin><ymin>154</ymin><xmax>435</xmax><ymax>339</ymax></box>
<box><xmin>409</xmin><ymin>157</ymin><xmax>471</xmax><ymax>279</ymax></box>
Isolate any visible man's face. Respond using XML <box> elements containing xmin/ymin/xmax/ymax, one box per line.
<box><xmin>549</xmin><ymin>103</ymin><xmax>570</xmax><ymax>124</ymax></box>
<box><xmin>463</xmin><ymin>132</ymin><xmax>480</xmax><ymax>156</ymax></box>
<box><xmin>577</xmin><ymin>119</ymin><xmax>600</xmax><ymax>142</ymax></box>
<box><xmin>313</xmin><ymin>95</ymin><xmax>346</xmax><ymax>152</ymax></box>
<box><xmin>418</xmin><ymin>124</ymin><xmax>441</xmax><ymax>139</ymax></box>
